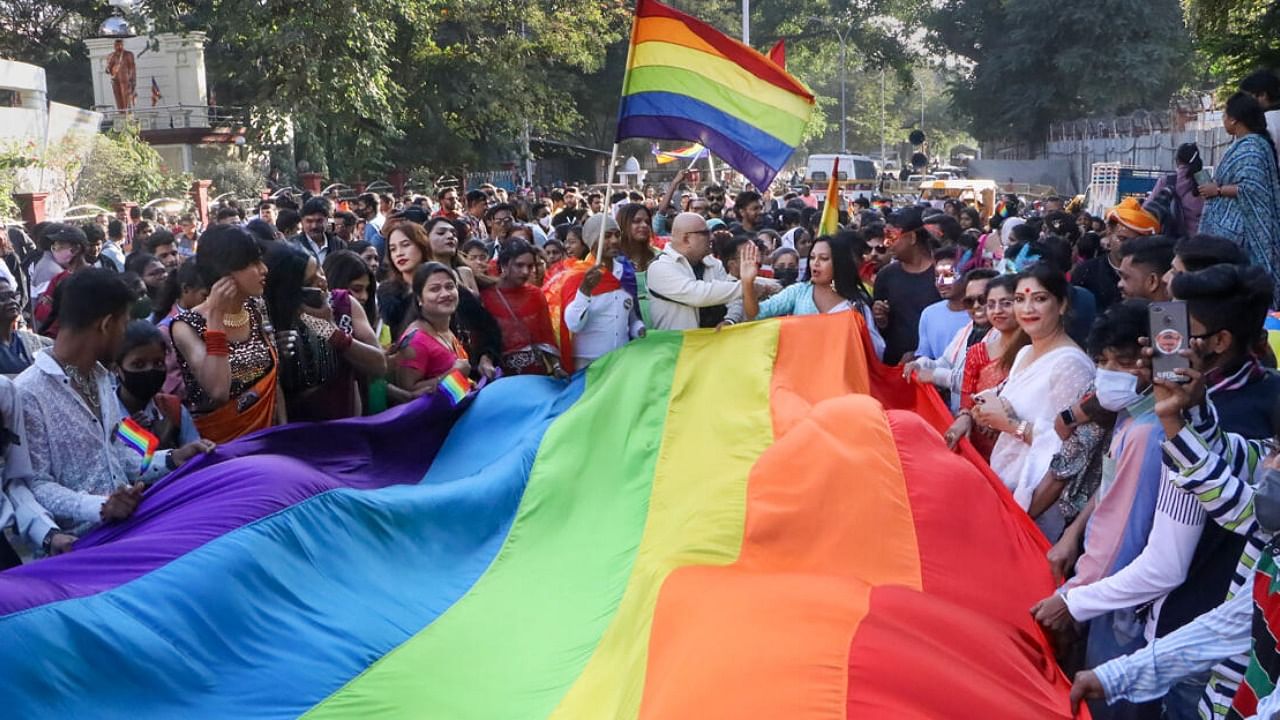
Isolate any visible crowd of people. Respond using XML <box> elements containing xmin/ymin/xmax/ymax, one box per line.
<box><xmin>1</xmin><ymin>70</ymin><xmax>1279</xmax><ymax>718</ymax></box>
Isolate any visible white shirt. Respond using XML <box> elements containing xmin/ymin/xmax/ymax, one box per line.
<box><xmin>0</xmin><ymin>375</ymin><xmax>56</xmax><ymax>550</ymax></box>
<box><xmin>1062</xmin><ymin>471</ymin><xmax>1204</xmax><ymax>641</ymax></box>
<box><xmin>15</xmin><ymin>352</ymin><xmax>173</xmax><ymax>533</ymax></box>
<box><xmin>371</xmin><ymin>212</ymin><xmax>386</xmax><ymax>231</ymax></box>
<box><xmin>645</xmin><ymin>245</ymin><xmax>742</xmax><ymax>331</ymax></box>
<box><xmin>564</xmin><ymin>259</ymin><xmax>645</xmax><ymax>368</ymax></box>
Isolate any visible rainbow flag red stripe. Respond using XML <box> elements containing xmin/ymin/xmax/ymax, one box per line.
<box><xmin>0</xmin><ymin>315</ymin><xmax>1081</xmax><ymax>718</ymax></box>
<box><xmin>115</xmin><ymin>417</ymin><xmax>158</xmax><ymax>471</ymax></box>
<box><xmin>617</xmin><ymin>0</ymin><xmax>815</xmax><ymax>191</ymax></box>
<box><xmin>439</xmin><ymin>369</ymin><xmax>472</xmax><ymax>406</ymax></box>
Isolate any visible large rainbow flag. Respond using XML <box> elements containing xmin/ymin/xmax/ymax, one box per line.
<box><xmin>0</xmin><ymin>313</ymin><xmax>1081</xmax><ymax>718</ymax></box>
<box><xmin>616</xmin><ymin>0</ymin><xmax>815</xmax><ymax>192</ymax></box>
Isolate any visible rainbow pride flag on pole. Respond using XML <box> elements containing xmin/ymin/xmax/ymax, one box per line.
<box><xmin>616</xmin><ymin>0</ymin><xmax>816</xmax><ymax>191</ymax></box>
<box><xmin>0</xmin><ymin>314</ymin><xmax>1082</xmax><ymax>719</ymax></box>
<box><xmin>650</xmin><ymin>142</ymin><xmax>708</xmax><ymax>165</ymax></box>
<box><xmin>114</xmin><ymin>416</ymin><xmax>158</xmax><ymax>471</ymax></box>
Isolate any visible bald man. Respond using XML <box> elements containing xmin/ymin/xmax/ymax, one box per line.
<box><xmin>645</xmin><ymin>212</ymin><xmax>744</xmax><ymax>330</ymax></box>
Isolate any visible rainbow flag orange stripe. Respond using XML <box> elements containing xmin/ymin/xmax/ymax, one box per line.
<box><xmin>114</xmin><ymin>417</ymin><xmax>158</xmax><ymax>470</ymax></box>
<box><xmin>439</xmin><ymin>368</ymin><xmax>472</xmax><ymax>405</ymax></box>
<box><xmin>0</xmin><ymin>314</ymin><xmax>1080</xmax><ymax>718</ymax></box>
<box><xmin>617</xmin><ymin>0</ymin><xmax>815</xmax><ymax>190</ymax></box>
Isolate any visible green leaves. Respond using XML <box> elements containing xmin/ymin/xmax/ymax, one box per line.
<box><xmin>932</xmin><ymin>0</ymin><xmax>1191</xmax><ymax>142</ymax></box>
<box><xmin>73</xmin><ymin>124</ymin><xmax>193</xmax><ymax>207</ymax></box>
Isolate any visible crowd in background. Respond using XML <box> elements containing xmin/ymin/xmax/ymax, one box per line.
<box><xmin>1</xmin><ymin>70</ymin><xmax>1279</xmax><ymax>720</ymax></box>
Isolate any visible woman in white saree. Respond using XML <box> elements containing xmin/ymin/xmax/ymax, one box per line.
<box><xmin>971</xmin><ymin>264</ymin><xmax>1094</xmax><ymax>510</ymax></box>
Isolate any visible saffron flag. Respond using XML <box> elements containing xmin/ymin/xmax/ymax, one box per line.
<box><xmin>616</xmin><ymin>0</ymin><xmax>816</xmax><ymax>192</ymax></box>
<box><xmin>0</xmin><ymin>314</ymin><xmax>1083</xmax><ymax>719</ymax></box>
<box><xmin>818</xmin><ymin>156</ymin><xmax>842</xmax><ymax>236</ymax></box>
<box><xmin>114</xmin><ymin>417</ymin><xmax>158</xmax><ymax>471</ymax></box>
<box><xmin>650</xmin><ymin>142</ymin><xmax>707</xmax><ymax>165</ymax></box>
<box><xmin>150</xmin><ymin>77</ymin><xmax>162</xmax><ymax>107</ymax></box>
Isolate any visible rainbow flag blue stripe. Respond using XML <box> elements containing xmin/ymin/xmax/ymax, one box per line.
<box><xmin>0</xmin><ymin>316</ymin><xmax>1081</xmax><ymax>719</ymax></box>
<box><xmin>616</xmin><ymin>0</ymin><xmax>816</xmax><ymax>190</ymax></box>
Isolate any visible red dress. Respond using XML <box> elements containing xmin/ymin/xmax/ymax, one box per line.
<box><xmin>959</xmin><ymin>340</ymin><xmax>1009</xmax><ymax>459</ymax></box>
<box><xmin>480</xmin><ymin>284</ymin><xmax>560</xmax><ymax>375</ymax></box>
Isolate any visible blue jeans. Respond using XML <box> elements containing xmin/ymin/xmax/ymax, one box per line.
<box><xmin>1161</xmin><ymin>672</ymin><xmax>1210</xmax><ymax>720</ymax></box>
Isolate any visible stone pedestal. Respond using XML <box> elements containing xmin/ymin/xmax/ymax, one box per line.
<box><xmin>299</xmin><ymin>172</ymin><xmax>324</xmax><ymax>194</ymax></box>
<box><xmin>12</xmin><ymin>192</ymin><xmax>48</xmax><ymax>232</ymax></box>
<box><xmin>190</xmin><ymin>179</ymin><xmax>212</xmax><ymax>228</ymax></box>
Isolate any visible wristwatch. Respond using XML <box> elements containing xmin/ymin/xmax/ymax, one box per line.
<box><xmin>1058</xmin><ymin>408</ymin><xmax>1076</xmax><ymax>427</ymax></box>
<box><xmin>41</xmin><ymin>528</ymin><xmax>58</xmax><ymax>554</ymax></box>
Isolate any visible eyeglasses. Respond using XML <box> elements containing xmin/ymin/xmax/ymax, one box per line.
<box><xmin>964</xmin><ymin>296</ymin><xmax>986</xmax><ymax>307</ymax></box>
<box><xmin>870</xmin><ymin>245</ymin><xmax>888</xmax><ymax>254</ymax></box>
<box><xmin>986</xmin><ymin>299</ymin><xmax>1014</xmax><ymax>311</ymax></box>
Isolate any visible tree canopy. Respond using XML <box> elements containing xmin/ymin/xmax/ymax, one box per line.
<box><xmin>928</xmin><ymin>0</ymin><xmax>1191</xmax><ymax>143</ymax></box>
<box><xmin>4</xmin><ymin>0</ymin><xmax>1265</xmax><ymax>181</ymax></box>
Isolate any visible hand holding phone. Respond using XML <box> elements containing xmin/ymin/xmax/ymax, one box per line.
<box><xmin>1149</xmin><ymin>301</ymin><xmax>1191</xmax><ymax>383</ymax></box>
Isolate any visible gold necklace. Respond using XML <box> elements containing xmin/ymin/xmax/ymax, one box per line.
<box><xmin>222</xmin><ymin>309</ymin><xmax>251</xmax><ymax>329</ymax></box>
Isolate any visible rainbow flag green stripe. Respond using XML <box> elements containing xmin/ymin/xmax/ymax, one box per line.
<box><xmin>306</xmin><ymin>324</ymin><xmax>779</xmax><ymax>718</ymax></box>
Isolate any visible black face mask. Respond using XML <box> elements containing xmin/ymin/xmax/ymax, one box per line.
<box><xmin>774</xmin><ymin>267</ymin><xmax>799</xmax><ymax>286</ymax></box>
<box><xmin>131</xmin><ymin>296</ymin><xmax>153</xmax><ymax>320</ymax></box>
<box><xmin>120</xmin><ymin>368</ymin><xmax>167</xmax><ymax>401</ymax></box>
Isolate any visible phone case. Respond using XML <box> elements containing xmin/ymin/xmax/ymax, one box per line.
<box><xmin>1149</xmin><ymin>302</ymin><xmax>1191</xmax><ymax>383</ymax></box>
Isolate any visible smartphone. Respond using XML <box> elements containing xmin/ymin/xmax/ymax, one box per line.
<box><xmin>1149</xmin><ymin>301</ymin><xmax>1191</xmax><ymax>383</ymax></box>
<box><xmin>301</xmin><ymin>287</ymin><xmax>326</xmax><ymax>309</ymax></box>
<box><xmin>1193</xmin><ymin>169</ymin><xmax>1212</xmax><ymax>186</ymax></box>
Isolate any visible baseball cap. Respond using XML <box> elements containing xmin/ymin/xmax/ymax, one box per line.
<box><xmin>887</xmin><ymin>206</ymin><xmax>925</xmax><ymax>234</ymax></box>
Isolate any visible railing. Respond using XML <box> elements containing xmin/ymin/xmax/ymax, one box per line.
<box><xmin>97</xmin><ymin>104</ymin><xmax>247</xmax><ymax>133</ymax></box>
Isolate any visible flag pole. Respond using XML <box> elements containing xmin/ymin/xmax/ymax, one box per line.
<box><xmin>596</xmin><ymin>142</ymin><xmax>621</xmax><ymax>260</ymax></box>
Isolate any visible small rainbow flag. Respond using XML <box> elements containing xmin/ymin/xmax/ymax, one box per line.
<box><xmin>818</xmin><ymin>157</ymin><xmax>841</xmax><ymax>236</ymax></box>
<box><xmin>439</xmin><ymin>369</ymin><xmax>473</xmax><ymax>406</ymax></box>
<box><xmin>115</xmin><ymin>417</ymin><xmax>158</xmax><ymax>471</ymax></box>
<box><xmin>650</xmin><ymin>143</ymin><xmax>707</xmax><ymax>165</ymax></box>
<box><xmin>616</xmin><ymin>0</ymin><xmax>816</xmax><ymax>191</ymax></box>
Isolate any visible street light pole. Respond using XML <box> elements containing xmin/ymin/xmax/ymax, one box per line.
<box><xmin>880</xmin><ymin>68</ymin><xmax>886</xmax><ymax>164</ymax></box>
<box><xmin>742</xmin><ymin>0</ymin><xmax>749</xmax><ymax>44</ymax></box>
<box><xmin>838</xmin><ymin>28</ymin><xmax>846</xmax><ymax>154</ymax></box>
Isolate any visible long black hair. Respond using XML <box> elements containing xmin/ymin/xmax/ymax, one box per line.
<box><xmin>826</xmin><ymin>231</ymin><xmax>872</xmax><ymax>307</ymax></box>
<box><xmin>1225</xmin><ymin>91</ymin><xmax>1279</xmax><ymax>160</ymax></box>
<box><xmin>262</xmin><ymin>243</ymin><xmax>311</xmax><ymax>330</ymax></box>
<box><xmin>323</xmin><ymin>249</ymin><xmax>377</xmax><ymax>323</ymax></box>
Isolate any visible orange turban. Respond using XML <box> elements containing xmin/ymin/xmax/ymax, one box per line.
<box><xmin>1106</xmin><ymin>197</ymin><xmax>1161</xmax><ymax>236</ymax></box>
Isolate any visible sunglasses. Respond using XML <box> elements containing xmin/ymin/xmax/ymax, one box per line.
<box><xmin>964</xmin><ymin>296</ymin><xmax>985</xmax><ymax>307</ymax></box>
<box><xmin>870</xmin><ymin>245</ymin><xmax>888</xmax><ymax>254</ymax></box>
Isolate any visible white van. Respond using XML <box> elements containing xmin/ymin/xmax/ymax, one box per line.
<box><xmin>805</xmin><ymin>154</ymin><xmax>879</xmax><ymax>203</ymax></box>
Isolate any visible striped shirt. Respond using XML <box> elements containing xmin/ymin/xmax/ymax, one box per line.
<box><xmin>1160</xmin><ymin>399</ymin><xmax>1273</xmax><ymax>719</ymax></box>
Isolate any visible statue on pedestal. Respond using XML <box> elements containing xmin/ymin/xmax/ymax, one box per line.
<box><xmin>106</xmin><ymin>39</ymin><xmax>136</xmax><ymax>110</ymax></box>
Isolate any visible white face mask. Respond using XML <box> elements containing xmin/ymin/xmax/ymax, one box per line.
<box><xmin>1095</xmin><ymin>367</ymin><xmax>1142</xmax><ymax>411</ymax></box>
